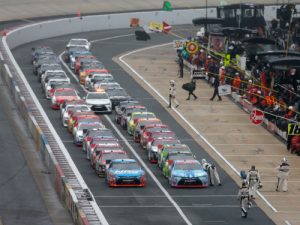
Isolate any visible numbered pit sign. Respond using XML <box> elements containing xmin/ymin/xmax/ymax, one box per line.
<box><xmin>288</xmin><ymin>123</ymin><xmax>300</xmax><ymax>135</ymax></box>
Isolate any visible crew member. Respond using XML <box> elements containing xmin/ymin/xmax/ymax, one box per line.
<box><xmin>168</xmin><ymin>80</ymin><xmax>179</xmax><ymax>108</ymax></box>
<box><xmin>202</xmin><ymin>159</ymin><xmax>221</xmax><ymax>186</ymax></box>
<box><xmin>237</xmin><ymin>180</ymin><xmax>252</xmax><ymax>218</ymax></box>
<box><xmin>185</xmin><ymin>79</ymin><xmax>197</xmax><ymax>100</ymax></box>
<box><xmin>276</xmin><ymin>157</ymin><xmax>290</xmax><ymax>192</ymax></box>
<box><xmin>246</xmin><ymin>165</ymin><xmax>261</xmax><ymax>199</ymax></box>
<box><xmin>210</xmin><ymin>74</ymin><xmax>222</xmax><ymax>101</ymax></box>
<box><xmin>178</xmin><ymin>55</ymin><xmax>184</xmax><ymax>78</ymax></box>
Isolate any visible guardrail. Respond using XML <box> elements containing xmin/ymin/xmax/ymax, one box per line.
<box><xmin>0</xmin><ymin>5</ymin><xmax>293</xmax><ymax>225</ymax></box>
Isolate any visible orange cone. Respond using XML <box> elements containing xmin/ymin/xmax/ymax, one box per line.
<box><xmin>77</xmin><ymin>10</ymin><xmax>81</xmax><ymax>18</ymax></box>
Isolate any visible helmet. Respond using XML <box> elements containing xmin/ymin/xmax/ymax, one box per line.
<box><xmin>221</xmin><ymin>66</ymin><xmax>225</xmax><ymax>69</ymax></box>
<box><xmin>251</xmin><ymin>165</ymin><xmax>255</xmax><ymax>170</ymax></box>
<box><xmin>170</xmin><ymin>80</ymin><xmax>175</xmax><ymax>84</ymax></box>
<box><xmin>207</xmin><ymin>55</ymin><xmax>211</xmax><ymax>59</ymax></box>
<box><xmin>282</xmin><ymin>157</ymin><xmax>288</xmax><ymax>163</ymax></box>
<box><xmin>201</xmin><ymin>159</ymin><xmax>207</xmax><ymax>164</ymax></box>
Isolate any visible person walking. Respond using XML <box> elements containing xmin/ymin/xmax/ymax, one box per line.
<box><xmin>178</xmin><ymin>55</ymin><xmax>184</xmax><ymax>78</ymax></box>
<box><xmin>276</xmin><ymin>157</ymin><xmax>290</xmax><ymax>192</ymax></box>
<box><xmin>201</xmin><ymin>159</ymin><xmax>221</xmax><ymax>186</ymax></box>
<box><xmin>168</xmin><ymin>80</ymin><xmax>179</xmax><ymax>108</ymax></box>
<box><xmin>210</xmin><ymin>74</ymin><xmax>222</xmax><ymax>101</ymax></box>
<box><xmin>184</xmin><ymin>79</ymin><xmax>197</xmax><ymax>100</ymax></box>
<box><xmin>246</xmin><ymin>165</ymin><xmax>261</xmax><ymax>199</ymax></box>
<box><xmin>237</xmin><ymin>180</ymin><xmax>252</xmax><ymax>218</ymax></box>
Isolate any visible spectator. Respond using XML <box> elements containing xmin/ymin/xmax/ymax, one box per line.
<box><xmin>210</xmin><ymin>74</ymin><xmax>222</xmax><ymax>101</ymax></box>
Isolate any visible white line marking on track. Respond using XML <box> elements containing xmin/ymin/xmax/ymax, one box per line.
<box><xmin>98</xmin><ymin>205</ymin><xmax>240</xmax><ymax>208</ymax></box>
<box><xmin>118</xmin><ymin>43</ymin><xmax>278</xmax><ymax>213</ymax></box>
<box><xmin>285</xmin><ymin>220</ymin><xmax>292</xmax><ymax>225</ymax></box>
<box><xmin>59</xmin><ymin>43</ymin><xmax>193</xmax><ymax>225</ymax></box>
<box><xmin>94</xmin><ymin>195</ymin><xmax>236</xmax><ymax>198</ymax></box>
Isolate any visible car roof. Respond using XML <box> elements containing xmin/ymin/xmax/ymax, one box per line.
<box><xmin>174</xmin><ymin>159</ymin><xmax>199</xmax><ymax>164</ymax></box>
<box><xmin>111</xmin><ymin>159</ymin><xmax>136</xmax><ymax>163</ymax></box>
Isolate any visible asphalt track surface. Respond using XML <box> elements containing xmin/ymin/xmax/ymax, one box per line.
<box><xmin>0</xmin><ymin>68</ymin><xmax>53</xmax><ymax>225</ymax></box>
<box><xmin>12</xmin><ymin>27</ymin><xmax>275</xmax><ymax>225</ymax></box>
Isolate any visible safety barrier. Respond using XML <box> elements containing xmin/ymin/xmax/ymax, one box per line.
<box><xmin>0</xmin><ymin>5</ymin><xmax>294</xmax><ymax>225</ymax></box>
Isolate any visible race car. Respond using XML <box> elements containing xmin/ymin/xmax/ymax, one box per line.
<box><xmin>114</xmin><ymin>100</ymin><xmax>139</xmax><ymax>124</ymax></box>
<box><xmin>106</xmin><ymin>87</ymin><xmax>131</xmax><ymax>109</ymax></box>
<box><xmin>106</xmin><ymin>159</ymin><xmax>146</xmax><ymax>187</ymax></box>
<box><xmin>145</xmin><ymin>130</ymin><xmax>177</xmax><ymax>150</ymax></box>
<box><xmin>66</xmin><ymin>38</ymin><xmax>91</xmax><ymax>51</ymax></box>
<box><xmin>168</xmin><ymin>160</ymin><xmax>208</xmax><ymax>188</ymax></box>
<box><xmin>44</xmin><ymin>78</ymin><xmax>70</xmax><ymax>99</ymax></box>
<box><xmin>71</xmin><ymin>115</ymin><xmax>102</xmax><ymax>136</ymax></box>
<box><xmin>48</xmin><ymin>82</ymin><xmax>75</xmax><ymax>100</ymax></box>
<box><xmin>51</xmin><ymin>88</ymin><xmax>80</xmax><ymax>109</ymax></box>
<box><xmin>67</xmin><ymin>111</ymin><xmax>96</xmax><ymax>133</ymax></box>
<box><xmin>41</xmin><ymin>70</ymin><xmax>68</xmax><ymax>88</ymax></box>
<box><xmin>133</xmin><ymin>118</ymin><xmax>162</xmax><ymax>143</ymax></box>
<box><xmin>148</xmin><ymin>21</ymin><xmax>172</xmax><ymax>33</ymax></box>
<box><xmin>127</xmin><ymin>112</ymin><xmax>156</xmax><ymax>135</ymax></box>
<box><xmin>69</xmin><ymin>49</ymin><xmax>92</xmax><ymax>69</ymax></box>
<box><xmin>119</xmin><ymin>105</ymin><xmax>147</xmax><ymax>129</ymax></box>
<box><xmin>158</xmin><ymin>144</ymin><xmax>191</xmax><ymax>169</ymax></box>
<box><xmin>60</xmin><ymin>100</ymin><xmax>90</xmax><ymax>127</ymax></box>
<box><xmin>33</xmin><ymin>54</ymin><xmax>60</xmax><ymax>75</ymax></box>
<box><xmin>140</xmin><ymin>124</ymin><xmax>169</xmax><ymax>148</ymax></box>
<box><xmin>84</xmin><ymin>91</ymin><xmax>112</xmax><ymax>114</ymax></box>
<box><xmin>86</xmin><ymin>137</ymin><xmax>119</xmax><ymax>160</ymax></box>
<box><xmin>37</xmin><ymin>63</ymin><xmax>62</xmax><ymax>81</ymax></box>
<box><xmin>90</xmin><ymin>141</ymin><xmax>122</xmax><ymax>167</ymax></box>
<box><xmin>73</xmin><ymin>122</ymin><xmax>104</xmax><ymax>146</ymax></box>
<box><xmin>85</xmin><ymin>73</ymin><xmax>114</xmax><ymax>90</ymax></box>
<box><xmin>95</xmin><ymin>149</ymin><xmax>128</xmax><ymax>177</ymax></box>
<box><xmin>82</xmin><ymin>128</ymin><xmax>114</xmax><ymax>152</ymax></box>
<box><xmin>162</xmin><ymin>151</ymin><xmax>195</xmax><ymax>178</ymax></box>
<box><xmin>74</xmin><ymin>55</ymin><xmax>98</xmax><ymax>74</ymax></box>
<box><xmin>147</xmin><ymin>138</ymin><xmax>181</xmax><ymax>163</ymax></box>
<box><xmin>32</xmin><ymin>46</ymin><xmax>53</xmax><ymax>64</ymax></box>
<box><xmin>79</xmin><ymin>64</ymin><xmax>108</xmax><ymax>84</ymax></box>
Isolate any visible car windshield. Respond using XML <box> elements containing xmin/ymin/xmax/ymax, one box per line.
<box><xmin>79</xmin><ymin>123</ymin><xmax>101</xmax><ymax>130</ymax></box>
<box><xmin>169</xmin><ymin>153</ymin><xmax>193</xmax><ymax>160</ymax></box>
<box><xmin>153</xmin><ymin>132</ymin><xmax>175</xmax><ymax>138</ymax></box>
<box><xmin>103</xmin><ymin>153</ymin><xmax>127</xmax><ymax>160</ymax></box>
<box><xmin>133</xmin><ymin>113</ymin><xmax>155</xmax><ymax>120</ymax></box>
<box><xmin>55</xmin><ymin>90</ymin><xmax>77</xmax><ymax>96</ymax></box>
<box><xmin>153</xmin><ymin>139</ymin><xmax>180</xmax><ymax>146</ymax></box>
<box><xmin>94</xmin><ymin>75</ymin><xmax>113</xmax><ymax>81</ymax></box>
<box><xmin>41</xmin><ymin>65</ymin><xmax>61</xmax><ymax>71</ymax></box>
<box><xmin>87</xmin><ymin>93</ymin><xmax>108</xmax><ymax>99</ymax></box>
<box><xmin>70</xmin><ymin>39</ymin><xmax>88</xmax><ymax>45</ymax></box>
<box><xmin>111</xmin><ymin>161</ymin><xmax>140</xmax><ymax>170</ymax></box>
<box><xmin>107</xmin><ymin>88</ymin><xmax>128</xmax><ymax>96</ymax></box>
<box><xmin>92</xmin><ymin>130</ymin><xmax>114</xmax><ymax>137</ymax></box>
<box><xmin>73</xmin><ymin>105</ymin><xmax>90</xmax><ymax>111</ymax></box>
<box><xmin>174</xmin><ymin>162</ymin><xmax>202</xmax><ymax>170</ymax></box>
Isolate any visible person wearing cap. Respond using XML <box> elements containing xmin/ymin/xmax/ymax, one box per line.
<box><xmin>233</xmin><ymin>72</ymin><xmax>241</xmax><ymax>93</ymax></box>
<box><xmin>276</xmin><ymin>157</ymin><xmax>290</xmax><ymax>192</ymax></box>
<box><xmin>202</xmin><ymin>159</ymin><xmax>221</xmax><ymax>186</ymax></box>
<box><xmin>246</xmin><ymin>165</ymin><xmax>261</xmax><ymax>199</ymax></box>
<box><xmin>237</xmin><ymin>180</ymin><xmax>252</xmax><ymax>218</ymax></box>
<box><xmin>168</xmin><ymin>80</ymin><xmax>179</xmax><ymax>108</ymax></box>
<box><xmin>210</xmin><ymin>73</ymin><xmax>222</xmax><ymax>101</ymax></box>
<box><xmin>219</xmin><ymin>66</ymin><xmax>225</xmax><ymax>85</ymax></box>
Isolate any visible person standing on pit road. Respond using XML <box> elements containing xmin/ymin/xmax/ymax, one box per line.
<box><xmin>210</xmin><ymin>74</ymin><xmax>222</xmax><ymax>101</ymax></box>
<box><xmin>276</xmin><ymin>157</ymin><xmax>290</xmax><ymax>192</ymax></box>
<box><xmin>201</xmin><ymin>159</ymin><xmax>221</xmax><ymax>186</ymax></box>
<box><xmin>237</xmin><ymin>180</ymin><xmax>252</xmax><ymax>218</ymax></box>
<box><xmin>183</xmin><ymin>79</ymin><xmax>197</xmax><ymax>100</ymax></box>
<box><xmin>246</xmin><ymin>165</ymin><xmax>261</xmax><ymax>199</ymax></box>
<box><xmin>178</xmin><ymin>55</ymin><xmax>184</xmax><ymax>78</ymax></box>
<box><xmin>168</xmin><ymin>80</ymin><xmax>179</xmax><ymax>108</ymax></box>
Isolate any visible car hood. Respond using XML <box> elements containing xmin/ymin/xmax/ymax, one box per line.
<box><xmin>86</xmin><ymin>99</ymin><xmax>111</xmax><ymax>105</ymax></box>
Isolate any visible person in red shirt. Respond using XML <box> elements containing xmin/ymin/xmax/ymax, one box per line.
<box><xmin>219</xmin><ymin>66</ymin><xmax>225</xmax><ymax>85</ymax></box>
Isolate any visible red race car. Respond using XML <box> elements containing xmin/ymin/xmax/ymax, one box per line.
<box><xmin>51</xmin><ymin>88</ymin><xmax>80</xmax><ymax>109</ymax></box>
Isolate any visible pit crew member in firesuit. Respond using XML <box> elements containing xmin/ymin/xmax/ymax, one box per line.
<box><xmin>168</xmin><ymin>80</ymin><xmax>179</xmax><ymax>108</ymax></box>
<box><xmin>201</xmin><ymin>159</ymin><xmax>221</xmax><ymax>186</ymax></box>
<box><xmin>237</xmin><ymin>180</ymin><xmax>252</xmax><ymax>218</ymax></box>
<box><xmin>246</xmin><ymin>165</ymin><xmax>261</xmax><ymax>199</ymax></box>
<box><xmin>276</xmin><ymin>157</ymin><xmax>290</xmax><ymax>192</ymax></box>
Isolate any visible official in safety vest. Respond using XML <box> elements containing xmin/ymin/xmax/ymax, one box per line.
<box><xmin>237</xmin><ymin>180</ymin><xmax>252</xmax><ymax>218</ymax></box>
<box><xmin>246</xmin><ymin>165</ymin><xmax>261</xmax><ymax>199</ymax></box>
<box><xmin>276</xmin><ymin>157</ymin><xmax>290</xmax><ymax>192</ymax></box>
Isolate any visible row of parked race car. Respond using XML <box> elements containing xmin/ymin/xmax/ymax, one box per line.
<box><xmin>31</xmin><ymin>38</ymin><xmax>209</xmax><ymax>188</ymax></box>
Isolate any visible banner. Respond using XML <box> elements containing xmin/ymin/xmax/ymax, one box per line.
<box><xmin>173</xmin><ymin>40</ymin><xmax>185</xmax><ymax>50</ymax></box>
<box><xmin>288</xmin><ymin>123</ymin><xmax>300</xmax><ymax>135</ymax></box>
<box><xmin>191</xmin><ymin>69</ymin><xmax>205</xmax><ymax>79</ymax></box>
<box><xmin>218</xmin><ymin>84</ymin><xmax>231</xmax><ymax>96</ymax></box>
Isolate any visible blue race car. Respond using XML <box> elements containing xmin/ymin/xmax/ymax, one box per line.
<box><xmin>106</xmin><ymin>159</ymin><xmax>146</xmax><ymax>187</ymax></box>
<box><xmin>168</xmin><ymin>159</ymin><xmax>208</xmax><ymax>188</ymax></box>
